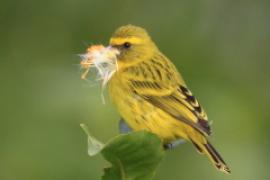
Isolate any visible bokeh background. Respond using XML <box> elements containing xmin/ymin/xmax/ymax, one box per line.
<box><xmin>1</xmin><ymin>0</ymin><xmax>270</xmax><ymax>179</ymax></box>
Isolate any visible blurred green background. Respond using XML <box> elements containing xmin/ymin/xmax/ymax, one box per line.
<box><xmin>1</xmin><ymin>0</ymin><xmax>270</xmax><ymax>179</ymax></box>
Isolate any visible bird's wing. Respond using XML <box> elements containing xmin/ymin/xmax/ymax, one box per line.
<box><xmin>140</xmin><ymin>86</ymin><xmax>211</xmax><ymax>136</ymax></box>
<box><xmin>124</xmin><ymin>54</ymin><xmax>211</xmax><ymax>136</ymax></box>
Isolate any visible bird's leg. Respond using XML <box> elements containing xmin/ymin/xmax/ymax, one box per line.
<box><xmin>119</xmin><ymin>118</ymin><xmax>185</xmax><ymax>150</ymax></box>
<box><xmin>119</xmin><ymin>118</ymin><xmax>133</xmax><ymax>134</ymax></box>
<box><xmin>163</xmin><ymin>139</ymin><xmax>186</xmax><ymax>150</ymax></box>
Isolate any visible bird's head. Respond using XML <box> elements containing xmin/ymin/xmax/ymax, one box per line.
<box><xmin>109</xmin><ymin>25</ymin><xmax>157</xmax><ymax>68</ymax></box>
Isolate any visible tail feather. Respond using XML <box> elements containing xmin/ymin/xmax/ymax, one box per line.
<box><xmin>204</xmin><ymin>142</ymin><xmax>231</xmax><ymax>174</ymax></box>
<box><xmin>191</xmin><ymin>138</ymin><xmax>231</xmax><ymax>174</ymax></box>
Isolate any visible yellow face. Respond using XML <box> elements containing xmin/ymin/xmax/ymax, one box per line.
<box><xmin>109</xmin><ymin>25</ymin><xmax>157</xmax><ymax>68</ymax></box>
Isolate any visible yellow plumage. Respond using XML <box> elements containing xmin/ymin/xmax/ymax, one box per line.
<box><xmin>108</xmin><ymin>25</ymin><xmax>230</xmax><ymax>174</ymax></box>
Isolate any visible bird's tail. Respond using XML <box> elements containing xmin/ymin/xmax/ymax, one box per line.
<box><xmin>190</xmin><ymin>138</ymin><xmax>231</xmax><ymax>174</ymax></box>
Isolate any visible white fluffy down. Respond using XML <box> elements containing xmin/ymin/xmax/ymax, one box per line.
<box><xmin>80</xmin><ymin>46</ymin><xmax>119</xmax><ymax>103</ymax></box>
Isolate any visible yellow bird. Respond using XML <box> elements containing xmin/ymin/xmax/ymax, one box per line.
<box><xmin>107</xmin><ymin>25</ymin><xmax>230</xmax><ymax>174</ymax></box>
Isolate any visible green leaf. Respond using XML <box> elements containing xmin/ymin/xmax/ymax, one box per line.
<box><xmin>81</xmin><ymin>124</ymin><xmax>165</xmax><ymax>180</ymax></box>
<box><xmin>80</xmin><ymin>124</ymin><xmax>104</xmax><ymax>156</ymax></box>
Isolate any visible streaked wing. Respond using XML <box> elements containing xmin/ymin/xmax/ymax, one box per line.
<box><xmin>124</xmin><ymin>53</ymin><xmax>211</xmax><ymax>136</ymax></box>
<box><xmin>140</xmin><ymin>86</ymin><xmax>211</xmax><ymax>136</ymax></box>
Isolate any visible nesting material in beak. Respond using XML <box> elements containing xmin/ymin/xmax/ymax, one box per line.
<box><xmin>80</xmin><ymin>45</ymin><xmax>119</xmax><ymax>103</ymax></box>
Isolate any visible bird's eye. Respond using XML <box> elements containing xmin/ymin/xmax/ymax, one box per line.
<box><xmin>123</xmin><ymin>42</ymin><xmax>131</xmax><ymax>49</ymax></box>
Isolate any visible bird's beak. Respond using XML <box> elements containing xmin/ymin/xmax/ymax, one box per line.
<box><xmin>106</xmin><ymin>45</ymin><xmax>120</xmax><ymax>60</ymax></box>
<box><xmin>79</xmin><ymin>44</ymin><xmax>120</xmax><ymax>80</ymax></box>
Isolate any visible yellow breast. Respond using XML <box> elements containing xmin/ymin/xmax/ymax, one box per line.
<box><xmin>108</xmin><ymin>73</ymin><xmax>188</xmax><ymax>143</ymax></box>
